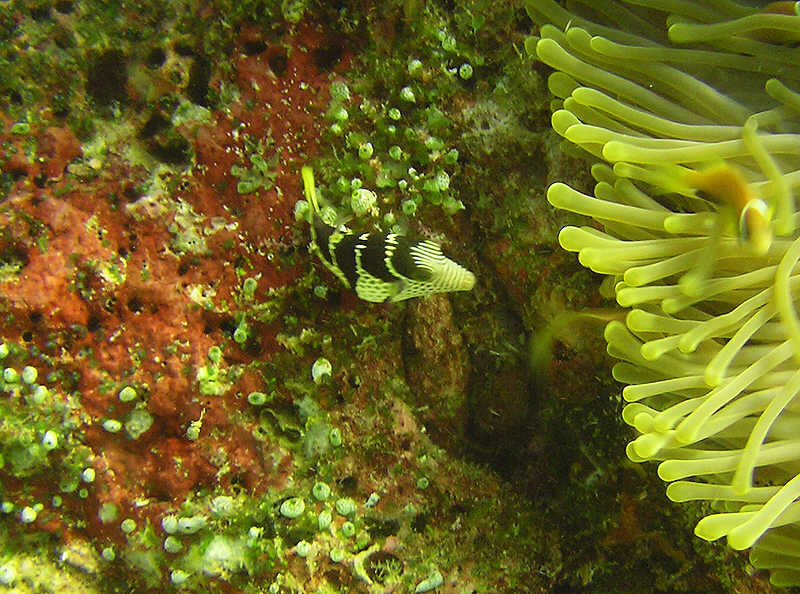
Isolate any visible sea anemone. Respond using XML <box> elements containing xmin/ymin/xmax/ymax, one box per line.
<box><xmin>526</xmin><ymin>0</ymin><xmax>800</xmax><ymax>586</ymax></box>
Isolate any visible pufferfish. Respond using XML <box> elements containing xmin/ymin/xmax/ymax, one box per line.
<box><xmin>301</xmin><ymin>166</ymin><xmax>476</xmax><ymax>302</ymax></box>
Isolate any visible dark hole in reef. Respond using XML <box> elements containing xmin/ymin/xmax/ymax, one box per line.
<box><xmin>53</xmin><ymin>27</ymin><xmax>76</xmax><ymax>50</ymax></box>
<box><xmin>123</xmin><ymin>185</ymin><xmax>140</xmax><ymax>202</ymax></box>
<box><xmin>458</xmin><ymin>69</ymin><xmax>476</xmax><ymax>91</ymax></box>
<box><xmin>325</xmin><ymin>290</ymin><xmax>342</xmax><ymax>308</ymax></box>
<box><xmin>244</xmin><ymin>338</ymin><xmax>262</xmax><ymax>357</ymax></box>
<box><xmin>52</xmin><ymin>101</ymin><xmax>70</xmax><ymax>118</ymax></box>
<box><xmin>173</xmin><ymin>41</ymin><xmax>195</xmax><ymax>57</ymax></box>
<box><xmin>64</xmin><ymin>370</ymin><xmax>81</xmax><ymax>391</ymax></box>
<box><xmin>449</xmin><ymin>503</ymin><xmax>468</xmax><ymax>516</ymax></box>
<box><xmin>261</xmin><ymin>409</ymin><xmax>300</xmax><ymax>442</ymax></box>
<box><xmin>30</xmin><ymin>5</ymin><xmax>51</xmax><ymax>21</ymax></box>
<box><xmin>324</xmin><ymin>569</ymin><xmax>345</xmax><ymax>587</ymax></box>
<box><xmin>87</xmin><ymin>49</ymin><xmax>128</xmax><ymax>106</ymax></box>
<box><xmin>178</xmin><ymin>261</ymin><xmax>190</xmax><ymax>275</ymax></box>
<box><xmin>149</xmin><ymin>485</ymin><xmax>175</xmax><ymax>504</ymax></box>
<box><xmin>228</xmin><ymin>473</ymin><xmax>245</xmax><ymax>491</ymax></box>
<box><xmin>122</xmin><ymin>26</ymin><xmax>145</xmax><ymax>43</ymax></box>
<box><xmin>410</xmin><ymin>512</ymin><xmax>428</xmax><ymax>533</ymax></box>
<box><xmin>338</xmin><ymin>476</ymin><xmax>357</xmax><ymax>494</ymax></box>
<box><xmin>33</xmin><ymin>173</ymin><xmax>47</xmax><ymax>188</ymax></box>
<box><xmin>146</xmin><ymin>47</ymin><xmax>166</xmax><ymax>69</ymax></box>
<box><xmin>363</xmin><ymin>517</ymin><xmax>399</xmax><ymax>539</ymax></box>
<box><xmin>4</xmin><ymin>171</ymin><xmax>27</xmax><ymax>186</ymax></box>
<box><xmin>187</xmin><ymin>56</ymin><xmax>211</xmax><ymax>106</ymax></box>
<box><xmin>364</xmin><ymin>551</ymin><xmax>404</xmax><ymax>585</ymax></box>
<box><xmin>389</xmin><ymin>14</ymin><xmax>408</xmax><ymax>37</ymax></box>
<box><xmin>104</xmin><ymin>297</ymin><xmax>117</xmax><ymax>314</ymax></box>
<box><xmin>127</xmin><ymin>296</ymin><xmax>143</xmax><ymax>314</ymax></box>
<box><xmin>118</xmin><ymin>246</ymin><xmax>127</xmax><ymax>258</ymax></box>
<box><xmin>146</xmin><ymin>132</ymin><xmax>190</xmax><ymax>164</ymax></box>
<box><xmin>1</xmin><ymin>246</ymin><xmax>29</xmax><ymax>272</ymax></box>
<box><xmin>281</xmin><ymin>523</ymin><xmax>316</xmax><ymax>547</ymax></box>
<box><xmin>55</xmin><ymin>1</ymin><xmax>74</xmax><ymax>14</ymax></box>
<box><xmin>242</xmin><ymin>40</ymin><xmax>267</xmax><ymax>56</ymax></box>
<box><xmin>21</xmin><ymin>331</ymin><xmax>33</xmax><ymax>342</ymax></box>
<box><xmin>258</xmin><ymin>517</ymin><xmax>276</xmax><ymax>539</ymax></box>
<box><xmin>203</xmin><ymin>323</ymin><xmax>214</xmax><ymax>335</ymax></box>
<box><xmin>139</xmin><ymin>112</ymin><xmax>170</xmax><ymax>139</ymax></box>
<box><xmin>267</xmin><ymin>49</ymin><xmax>288</xmax><ymax>77</ymax></box>
<box><xmin>219</xmin><ymin>317</ymin><xmax>236</xmax><ymax>337</ymax></box>
<box><xmin>87</xmin><ymin>315</ymin><xmax>101</xmax><ymax>333</ymax></box>
<box><xmin>312</xmin><ymin>42</ymin><xmax>344</xmax><ymax>71</ymax></box>
<box><xmin>8</xmin><ymin>90</ymin><xmax>22</xmax><ymax>105</ymax></box>
<box><xmin>29</xmin><ymin>311</ymin><xmax>42</xmax><ymax>324</ymax></box>
<box><xmin>158</xmin><ymin>93</ymin><xmax>181</xmax><ymax>113</ymax></box>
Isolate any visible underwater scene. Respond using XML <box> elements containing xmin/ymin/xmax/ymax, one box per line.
<box><xmin>2</xmin><ymin>0</ymin><xmax>800</xmax><ymax>592</ymax></box>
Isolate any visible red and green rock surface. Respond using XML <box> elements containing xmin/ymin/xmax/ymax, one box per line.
<box><xmin>0</xmin><ymin>1</ymin><xmax>771</xmax><ymax>592</ymax></box>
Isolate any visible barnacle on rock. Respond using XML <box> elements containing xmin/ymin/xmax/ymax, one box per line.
<box><xmin>527</xmin><ymin>0</ymin><xmax>800</xmax><ymax>585</ymax></box>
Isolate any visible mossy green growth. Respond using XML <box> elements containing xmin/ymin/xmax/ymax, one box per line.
<box><xmin>312</xmin><ymin>482</ymin><xmax>331</xmax><ymax>501</ymax></box>
<box><xmin>118</xmin><ymin>385</ymin><xmax>137</xmax><ymax>402</ymax></box>
<box><xmin>124</xmin><ymin>408</ymin><xmax>154</xmax><ymax>440</ymax></box>
<box><xmin>247</xmin><ymin>391</ymin><xmax>269</xmax><ymax>406</ymax></box>
<box><xmin>177</xmin><ymin>515</ymin><xmax>207</xmax><ymax>535</ymax></box>
<box><xmin>99</xmin><ymin>502</ymin><xmax>119</xmax><ymax>525</ymax></box>
<box><xmin>241</xmin><ymin>277</ymin><xmax>258</xmax><ymax>301</ymax></box>
<box><xmin>302</xmin><ymin>418</ymin><xmax>333</xmax><ymax>458</ymax></box>
<box><xmin>233</xmin><ymin>316</ymin><xmax>250</xmax><ymax>345</ymax></box>
<box><xmin>164</xmin><ymin>535</ymin><xmax>183</xmax><ymax>554</ymax></box>
<box><xmin>199</xmin><ymin>535</ymin><xmax>249</xmax><ymax>576</ymax></box>
<box><xmin>231</xmin><ymin>135</ymin><xmax>278</xmax><ymax>194</ymax></box>
<box><xmin>102</xmin><ymin>419</ymin><xmax>123</xmax><ymax>433</ymax></box>
<box><xmin>308</xmin><ymin>13</ymin><xmax>485</xmax><ymax>236</ymax></box>
<box><xmin>195</xmin><ymin>347</ymin><xmax>236</xmax><ymax>396</ymax></box>
<box><xmin>167</xmin><ymin>200</ymin><xmax>211</xmax><ymax>256</ymax></box>
<box><xmin>0</xmin><ymin>342</ymin><xmax>88</xmax><ymax>488</ymax></box>
<box><xmin>121</xmin><ymin>519</ymin><xmax>164</xmax><ymax>588</ymax></box>
<box><xmin>279</xmin><ymin>497</ymin><xmax>305</xmax><ymax>519</ymax></box>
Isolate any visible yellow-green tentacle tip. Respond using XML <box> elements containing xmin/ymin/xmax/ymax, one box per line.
<box><xmin>775</xmin><ymin>235</ymin><xmax>800</xmax><ymax>363</ymax></box>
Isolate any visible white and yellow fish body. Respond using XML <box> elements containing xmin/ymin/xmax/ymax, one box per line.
<box><xmin>301</xmin><ymin>166</ymin><xmax>475</xmax><ymax>302</ymax></box>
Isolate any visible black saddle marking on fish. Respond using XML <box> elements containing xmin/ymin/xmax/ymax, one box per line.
<box><xmin>358</xmin><ymin>233</ymin><xmax>398</xmax><ymax>283</ymax></box>
<box><xmin>332</xmin><ymin>233</ymin><xmax>360</xmax><ymax>289</ymax></box>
